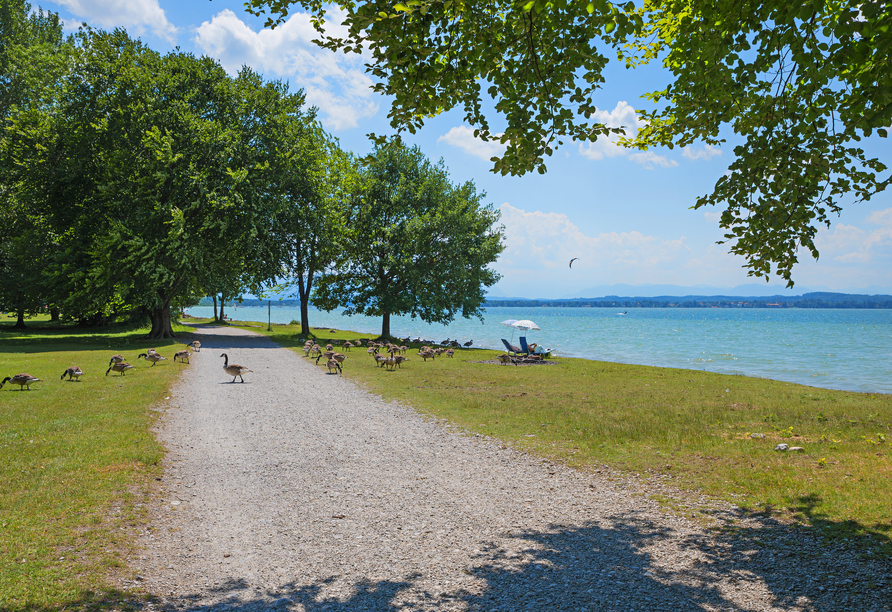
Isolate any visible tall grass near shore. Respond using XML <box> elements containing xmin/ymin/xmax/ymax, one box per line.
<box><xmin>250</xmin><ymin>322</ymin><xmax>892</xmax><ymax>552</ymax></box>
<box><xmin>0</xmin><ymin>317</ymin><xmax>193</xmax><ymax>610</ymax></box>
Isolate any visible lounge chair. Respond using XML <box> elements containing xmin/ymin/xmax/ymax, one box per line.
<box><xmin>501</xmin><ymin>339</ymin><xmax>525</xmax><ymax>355</ymax></box>
<box><xmin>520</xmin><ymin>336</ymin><xmax>551</xmax><ymax>358</ymax></box>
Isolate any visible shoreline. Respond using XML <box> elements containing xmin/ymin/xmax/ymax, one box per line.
<box><xmin>184</xmin><ymin>308</ymin><xmax>892</xmax><ymax>395</ymax></box>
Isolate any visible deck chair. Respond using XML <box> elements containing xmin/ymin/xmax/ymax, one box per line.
<box><xmin>501</xmin><ymin>339</ymin><xmax>525</xmax><ymax>355</ymax></box>
<box><xmin>520</xmin><ymin>336</ymin><xmax>551</xmax><ymax>357</ymax></box>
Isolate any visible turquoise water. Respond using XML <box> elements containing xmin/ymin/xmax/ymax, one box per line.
<box><xmin>186</xmin><ymin>306</ymin><xmax>892</xmax><ymax>394</ymax></box>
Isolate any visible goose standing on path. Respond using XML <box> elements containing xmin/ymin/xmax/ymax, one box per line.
<box><xmin>61</xmin><ymin>366</ymin><xmax>84</xmax><ymax>381</ymax></box>
<box><xmin>1</xmin><ymin>373</ymin><xmax>41</xmax><ymax>390</ymax></box>
<box><xmin>220</xmin><ymin>353</ymin><xmax>252</xmax><ymax>383</ymax></box>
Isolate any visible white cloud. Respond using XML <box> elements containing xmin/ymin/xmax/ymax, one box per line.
<box><xmin>814</xmin><ymin>210</ymin><xmax>892</xmax><ymax>265</ymax></box>
<box><xmin>54</xmin><ymin>0</ymin><xmax>177</xmax><ymax>42</ymax></box>
<box><xmin>867</xmin><ymin>208</ymin><xmax>892</xmax><ymax>227</ymax></box>
<box><xmin>60</xmin><ymin>17</ymin><xmax>82</xmax><ymax>32</ymax></box>
<box><xmin>438</xmin><ymin>126</ymin><xmax>506</xmax><ymax>160</ymax></box>
<box><xmin>497</xmin><ymin>203</ymin><xmax>690</xmax><ymax>281</ymax></box>
<box><xmin>193</xmin><ymin>9</ymin><xmax>378</xmax><ymax>131</ymax></box>
<box><xmin>703</xmin><ymin>211</ymin><xmax>722</xmax><ymax>224</ymax></box>
<box><xmin>628</xmin><ymin>151</ymin><xmax>679</xmax><ymax>169</ymax></box>
<box><xmin>578</xmin><ymin>101</ymin><xmax>676</xmax><ymax>169</ymax></box>
<box><xmin>682</xmin><ymin>144</ymin><xmax>722</xmax><ymax>161</ymax></box>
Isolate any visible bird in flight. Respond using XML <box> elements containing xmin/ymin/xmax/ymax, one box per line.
<box><xmin>569</xmin><ymin>258</ymin><xmax>578</xmax><ymax>268</ymax></box>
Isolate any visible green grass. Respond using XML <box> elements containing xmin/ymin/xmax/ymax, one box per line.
<box><xmin>245</xmin><ymin>321</ymin><xmax>892</xmax><ymax>554</ymax></box>
<box><xmin>0</xmin><ymin>316</ymin><xmax>196</xmax><ymax>610</ymax></box>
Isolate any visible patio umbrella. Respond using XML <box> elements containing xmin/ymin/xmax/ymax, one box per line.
<box><xmin>510</xmin><ymin>320</ymin><xmax>540</xmax><ymax>331</ymax></box>
<box><xmin>500</xmin><ymin>319</ymin><xmax>540</xmax><ymax>341</ymax></box>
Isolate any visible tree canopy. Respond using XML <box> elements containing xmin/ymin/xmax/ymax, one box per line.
<box><xmin>312</xmin><ymin>141</ymin><xmax>504</xmax><ymax>338</ymax></box>
<box><xmin>246</xmin><ymin>0</ymin><xmax>892</xmax><ymax>285</ymax></box>
<box><xmin>4</xmin><ymin>26</ymin><xmax>323</xmax><ymax>337</ymax></box>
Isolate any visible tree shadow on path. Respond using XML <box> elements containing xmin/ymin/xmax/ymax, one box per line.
<box><xmin>144</xmin><ymin>511</ymin><xmax>891</xmax><ymax>612</ymax></box>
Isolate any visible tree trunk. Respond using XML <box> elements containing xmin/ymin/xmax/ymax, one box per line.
<box><xmin>147</xmin><ymin>304</ymin><xmax>176</xmax><ymax>339</ymax></box>
<box><xmin>380</xmin><ymin>311</ymin><xmax>391</xmax><ymax>340</ymax></box>
<box><xmin>50</xmin><ymin>307</ymin><xmax>60</xmax><ymax>321</ymax></box>
<box><xmin>13</xmin><ymin>307</ymin><xmax>26</xmax><ymax>330</ymax></box>
<box><xmin>219</xmin><ymin>293</ymin><xmax>226</xmax><ymax>323</ymax></box>
<box><xmin>297</xmin><ymin>273</ymin><xmax>312</xmax><ymax>337</ymax></box>
<box><xmin>212</xmin><ymin>295</ymin><xmax>218</xmax><ymax>321</ymax></box>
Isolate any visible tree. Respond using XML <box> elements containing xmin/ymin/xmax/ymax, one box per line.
<box><xmin>275</xmin><ymin>129</ymin><xmax>357</xmax><ymax>336</ymax></box>
<box><xmin>312</xmin><ymin>141</ymin><xmax>504</xmax><ymax>338</ymax></box>
<box><xmin>245</xmin><ymin>0</ymin><xmax>891</xmax><ymax>286</ymax></box>
<box><xmin>7</xmin><ymin>29</ymin><xmax>313</xmax><ymax>338</ymax></box>
<box><xmin>0</xmin><ymin>0</ymin><xmax>67</xmax><ymax>327</ymax></box>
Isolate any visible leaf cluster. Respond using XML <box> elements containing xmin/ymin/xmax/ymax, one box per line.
<box><xmin>247</xmin><ymin>0</ymin><xmax>642</xmax><ymax>175</ymax></box>
<box><xmin>627</xmin><ymin>0</ymin><xmax>891</xmax><ymax>285</ymax></box>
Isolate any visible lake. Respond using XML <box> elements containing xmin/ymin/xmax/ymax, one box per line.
<box><xmin>185</xmin><ymin>305</ymin><xmax>892</xmax><ymax>394</ymax></box>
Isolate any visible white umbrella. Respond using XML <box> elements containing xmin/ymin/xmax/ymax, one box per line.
<box><xmin>510</xmin><ymin>319</ymin><xmax>540</xmax><ymax>331</ymax></box>
<box><xmin>500</xmin><ymin>319</ymin><xmax>540</xmax><ymax>342</ymax></box>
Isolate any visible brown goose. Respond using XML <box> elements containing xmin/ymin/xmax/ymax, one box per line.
<box><xmin>137</xmin><ymin>352</ymin><xmax>167</xmax><ymax>366</ymax></box>
<box><xmin>61</xmin><ymin>366</ymin><xmax>84</xmax><ymax>381</ymax></box>
<box><xmin>188</xmin><ymin>340</ymin><xmax>201</xmax><ymax>352</ymax></box>
<box><xmin>1</xmin><ymin>373</ymin><xmax>41</xmax><ymax>390</ymax></box>
<box><xmin>109</xmin><ymin>355</ymin><xmax>125</xmax><ymax>366</ymax></box>
<box><xmin>173</xmin><ymin>350</ymin><xmax>190</xmax><ymax>363</ymax></box>
<box><xmin>220</xmin><ymin>353</ymin><xmax>251</xmax><ymax>383</ymax></box>
<box><xmin>106</xmin><ymin>362</ymin><xmax>134</xmax><ymax>376</ymax></box>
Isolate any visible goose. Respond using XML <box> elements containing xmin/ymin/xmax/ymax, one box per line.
<box><xmin>316</xmin><ymin>350</ymin><xmax>336</xmax><ymax>365</ymax></box>
<box><xmin>109</xmin><ymin>355</ymin><xmax>125</xmax><ymax>366</ymax></box>
<box><xmin>173</xmin><ymin>350</ymin><xmax>190</xmax><ymax>363</ymax></box>
<box><xmin>393</xmin><ymin>355</ymin><xmax>408</xmax><ymax>368</ymax></box>
<box><xmin>220</xmin><ymin>353</ymin><xmax>252</xmax><ymax>383</ymax></box>
<box><xmin>61</xmin><ymin>366</ymin><xmax>84</xmax><ymax>381</ymax></box>
<box><xmin>1</xmin><ymin>373</ymin><xmax>41</xmax><ymax>390</ymax></box>
<box><xmin>445</xmin><ymin>349</ymin><xmax>455</xmax><ymax>358</ymax></box>
<box><xmin>463</xmin><ymin>340</ymin><xmax>473</xmax><ymax>348</ymax></box>
<box><xmin>188</xmin><ymin>340</ymin><xmax>201</xmax><ymax>352</ymax></box>
<box><xmin>326</xmin><ymin>359</ymin><xmax>342</xmax><ymax>374</ymax></box>
<box><xmin>106</xmin><ymin>362</ymin><xmax>134</xmax><ymax>376</ymax></box>
<box><xmin>137</xmin><ymin>352</ymin><xmax>167</xmax><ymax>366</ymax></box>
<box><xmin>497</xmin><ymin>354</ymin><xmax>517</xmax><ymax>366</ymax></box>
<box><xmin>343</xmin><ymin>341</ymin><xmax>353</xmax><ymax>351</ymax></box>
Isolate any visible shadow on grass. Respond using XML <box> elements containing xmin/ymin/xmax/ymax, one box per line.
<box><xmin>10</xmin><ymin>511</ymin><xmax>890</xmax><ymax>612</ymax></box>
<box><xmin>0</xmin><ymin>324</ymin><xmax>200</xmax><ymax>355</ymax></box>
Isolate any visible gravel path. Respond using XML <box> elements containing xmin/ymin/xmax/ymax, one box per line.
<box><xmin>127</xmin><ymin>324</ymin><xmax>890</xmax><ymax>612</ymax></box>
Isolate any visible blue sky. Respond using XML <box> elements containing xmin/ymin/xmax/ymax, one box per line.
<box><xmin>41</xmin><ymin>0</ymin><xmax>892</xmax><ymax>297</ymax></box>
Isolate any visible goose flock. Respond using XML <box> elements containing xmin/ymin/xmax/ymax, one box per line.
<box><xmin>5</xmin><ymin>331</ymin><xmax>477</xmax><ymax>391</ymax></box>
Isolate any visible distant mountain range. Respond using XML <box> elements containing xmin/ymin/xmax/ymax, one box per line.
<box><xmin>485</xmin><ymin>283</ymin><xmax>892</xmax><ymax>300</ymax></box>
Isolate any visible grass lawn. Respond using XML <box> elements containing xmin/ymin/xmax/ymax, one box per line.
<box><xmin>0</xmin><ymin>314</ymin><xmax>196</xmax><ymax>611</ymax></box>
<box><xmin>242</xmin><ymin>320</ymin><xmax>892</xmax><ymax>554</ymax></box>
